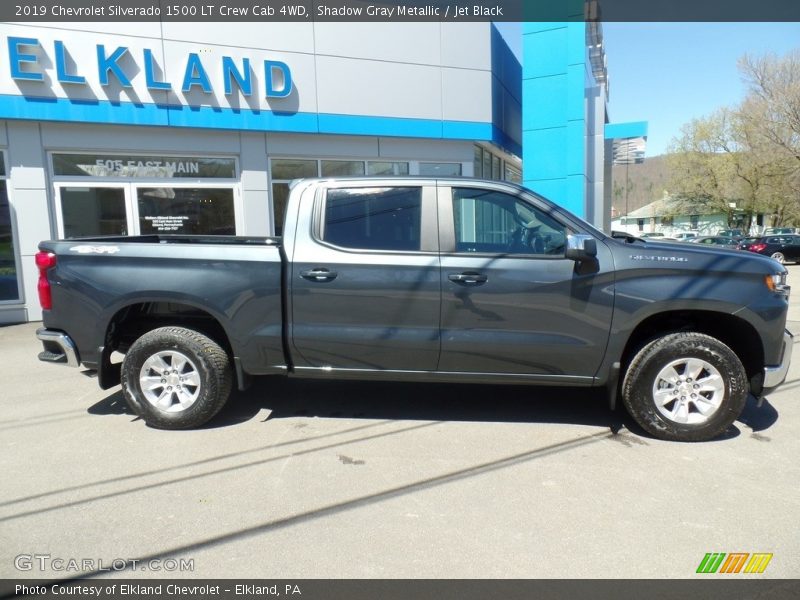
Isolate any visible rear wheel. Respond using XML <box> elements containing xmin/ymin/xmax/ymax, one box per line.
<box><xmin>121</xmin><ymin>326</ymin><xmax>232</xmax><ymax>429</ymax></box>
<box><xmin>770</xmin><ymin>251</ymin><xmax>785</xmax><ymax>264</ymax></box>
<box><xmin>621</xmin><ymin>332</ymin><xmax>748</xmax><ymax>442</ymax></box>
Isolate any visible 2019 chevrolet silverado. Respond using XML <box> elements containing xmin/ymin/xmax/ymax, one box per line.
<box><xmin>35</xmin><ymin>178</ymin><xmax>793</xmax><ymax>441</ymax></box>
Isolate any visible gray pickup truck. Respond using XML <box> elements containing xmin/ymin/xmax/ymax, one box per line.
<box><xmin>35</xmin><ymin>178</ymin><xmax>793</xmax><ymax>441</ymax></box>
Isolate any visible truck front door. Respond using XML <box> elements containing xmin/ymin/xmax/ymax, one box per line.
<box><xmin>437</xmin><ymin>184</ymin><xmax>614</xmax><ymax>382</ymax></box>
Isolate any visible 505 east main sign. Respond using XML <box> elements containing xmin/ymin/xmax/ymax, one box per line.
<box><xmin>6</xmin><ymin>36</ymin><xmax>293</xmax><ymax>98</ymax></box>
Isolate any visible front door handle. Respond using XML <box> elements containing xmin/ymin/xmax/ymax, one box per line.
<box><xmin>448</xmin><ymin>272</ymin><xmax>488</xmax><ymax>284</ymax></box>
<box><xmin>300</xmin><ymin>268</ymin><xmax>338</xmax><ymax>282</ymax></box>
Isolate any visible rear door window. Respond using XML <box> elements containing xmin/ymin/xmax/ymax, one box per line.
<box><xmin>321</xmin><ymin>187</ymin><xmax>422</xmax><ymax>252</ymax></box>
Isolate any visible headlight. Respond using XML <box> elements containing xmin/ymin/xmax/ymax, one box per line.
<box><xmin>765</xmin><ymin>272</ymin><xmax>790</xmax><ymax>296</ymax></box>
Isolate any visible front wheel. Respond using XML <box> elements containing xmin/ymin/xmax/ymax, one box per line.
<box><xmin>121</xmin><ymin>326</ymin><xmax>233</xmax><ymax>429</ymax></box>
<box><xmin>621</xmin><ymin>333</ymin><xmax>748</xmax><ymax>442</ymax></box>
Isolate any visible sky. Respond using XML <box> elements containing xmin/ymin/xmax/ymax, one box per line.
<box><xmin>602</xmin><ymin>23</ymin><xmax>800</xmax><ymax>156</ymax></box>
<box><xmin>495</xmin><ymin>22</ymin><xmax>800</xmax><ymax>157</ymax></box>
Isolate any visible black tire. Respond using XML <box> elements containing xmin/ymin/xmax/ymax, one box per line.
<box><xmin>121</xmin><ymin>326</ymin><xmax>233</xmax><ymax>429</ymax></box>
<box><xmin>621</xmin><ymin>332</ymin><xmax>748</xmax><ymax>442</ymax></box>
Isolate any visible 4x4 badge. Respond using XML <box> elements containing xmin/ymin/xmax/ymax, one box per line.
<box><xmin>69</xmin><ymin>245</ymin><xmax>121</xmax><ymax>254</ymax></box>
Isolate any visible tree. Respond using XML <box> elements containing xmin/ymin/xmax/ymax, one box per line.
<box><xmin>667</xmin><ymin>50</ymin><xmax>800</xmax><ymax>229</ymax></box>
<box><xmin>666</xmin><ymin>110</ymin><xmax>741</xmax><ymax>227</ymax></box>
<box><xmin>738</xmin><ymin>51</ymin><xmax>800</xmax><ymax>224</ymax></box>
<box><xmin>738</xmin><ymin>51</ymin><xmax>800</xmax><ymax>167</ymax></box>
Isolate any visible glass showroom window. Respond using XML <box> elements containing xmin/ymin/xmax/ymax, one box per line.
<box><xmin>367</xmin><ymin>161</ymin><xmax>409</xmax><ymax>176</ymax></box>
<box><xmin>60</xmin><ymin>186</ymin><xmax>128</xmax><ymax>237</ymax></box>
<box><xmin>270</xmin><ymin>159</ymin><xmax>410</xmax><ymax>235</ymax></box>
<box><xmin>0</xmin><ymin>153</ymin><xmax>20</xmax><ymax>302</ymax></box>
<box><xmin>419</xmin><ymin>162</ymin><xmax>462</xmax><ymax>177</ymax></box>
<box><xmin>137</xmin><ymin>188</ymin><xmax>235</xmax><ymax>235</ymax></box>
<box><xmin>504</xmin><ymin>164</ymin><xmax>522</xmax><ymax>184</ymax></box>
<box><xmin>51</xmin><ymin>153</ymin><xmax>239</xmax><ymax>238</ymax></box>
<box><xmin>474</xmin><ymin>146</ymin><xmax>521</xmax><ymax>182</ymax></box>
<box><xmin>270</xmin><ymin>159</ymin><xmax>318</xmax><ymax>236</ymax></box>
<box><xmin>321</xmin><ymin>160</ymin><xmax>365</xmax><ymax>177</ymax></box>
<box><xmin>491</xmin><ymin>155</ymin><xmax>501</xmax><ymax>180</ymax></box>
<box><xmin>474</xmin><ymin>146</ymin><xmax>484</xmax><ymax>178</ymax></box>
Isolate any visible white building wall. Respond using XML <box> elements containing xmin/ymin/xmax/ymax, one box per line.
<box><xmin>5</xmin><ymin>121</ymin><xmax>49</xmax><ymax>322</ymax></box>
<box><xmin>610</xmin><ymin>214</ymin><xmax>730</xmax><ymax>236</ymax></box>
<box><xmin>0</xmin><ymin>22</ymin><xmax>496</xmax><ymax>124</ymax></box>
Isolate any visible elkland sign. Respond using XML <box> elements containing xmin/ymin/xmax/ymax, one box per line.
<box><xmin>5</xmin><ymin>35</ymin><xmax>293</xmax><ymax>99</ymax></box>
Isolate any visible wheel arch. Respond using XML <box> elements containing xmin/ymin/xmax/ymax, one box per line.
<box><xmin>98</xmin><ymin>299</ymin><xmax>239</xmax><ymax>390</ymax></box>
<box><xmin>618</xmin><ymin>310</ymin><xmax>764</xmax><ymax>397</ymax></box>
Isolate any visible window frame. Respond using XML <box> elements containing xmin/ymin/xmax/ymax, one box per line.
<box><xmin>0</xmin><ymin>149</ymin><xmax>23</xmax><ymax>305</ymax></box>
<box><xmin>54</xmin><ymin>181</ymin><xmax>133</xmax><ymax>239</ymax></box>
<box><xmin>437</xmin><ymin>184</ymin><xmax>573</xmax><ymax>259</ymax></box>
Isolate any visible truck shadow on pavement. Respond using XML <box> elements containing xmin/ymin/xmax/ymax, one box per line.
<box><xmin>86</xmin><ymin>376</ymin><xmax>780</xmax><ymax>442</ymax></box>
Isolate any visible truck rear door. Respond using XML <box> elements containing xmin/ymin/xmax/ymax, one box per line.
<box><xmin>288</xmin><ymin>181</ymin><xmax>441</xmax><ymax>371</ymax></box>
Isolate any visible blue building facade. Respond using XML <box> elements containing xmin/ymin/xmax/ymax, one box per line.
<box><xmin>522</xmin><ymin>20</ymin><xmax>611</xmax><ymax>225</ymax></box>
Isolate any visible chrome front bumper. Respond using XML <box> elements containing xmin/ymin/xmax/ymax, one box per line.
<box><xmin>763</xmin><ymin>329</ymin><xmax>794</xmax><ymax>391</ymax></box>
<box><xmin>36</xmin><ymin>328</ymin><xmax>80</xmax><ymax>368</ymax></box>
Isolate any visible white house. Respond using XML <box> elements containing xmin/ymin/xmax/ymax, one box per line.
<box><xmin>610</xmin><ymin>196</ymin><xmax>765</xmax><ymax>237</ymax></box>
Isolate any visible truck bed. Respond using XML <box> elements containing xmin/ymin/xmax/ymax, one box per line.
<box><xmin>38</xmin><ymin>235</ymin><xmax>286</xmax><ymax>379</ymax></box>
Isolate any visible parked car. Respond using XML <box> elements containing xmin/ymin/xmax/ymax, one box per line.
<box><xmin>718</xmin><ymin>228</ymin><xmax>745</xmax><ymax>238</ymax></box>
<box><xmin>639</xmin><ymin>232</ymin><xmax>677</xmax><ymax>242</ymax></box>
<box><xmin>742</xmin><ymin>235</ymin><xmax>800</xmax><ymax>264</ymax></box>
<box><xmin>690</xmin><ymin>236</ymin><xmax>740</xmax><ymax>248</ymax></box>
<box><xmin>737</xmin><ymin>237</ymin><xmax>762</xmax><ymax>251</ymax></box>
<box><xmin>763</xmin><ymin>227</ymin><xmax>796</xmax><ymax>236</ymax></box>
<box><xmin>34</xmin><ymin>178</ymin><xmax>793</xmax><ymax>442</ymax></box>
<box><xmin>673</xmin><ymin>232</ymin><xmax>699</xmax><ymax>241</ymax></box>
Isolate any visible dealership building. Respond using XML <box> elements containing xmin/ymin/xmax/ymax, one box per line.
<box><xmin>0</xmin><ymin>17</ymin><xmax>614</xmax><ymax>323</ymax></box>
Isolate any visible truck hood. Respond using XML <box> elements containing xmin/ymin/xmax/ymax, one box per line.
<box><xmin>607</xmin><ymin>238</ymin><xmax>786</xmax><ymax>277</ymax></box>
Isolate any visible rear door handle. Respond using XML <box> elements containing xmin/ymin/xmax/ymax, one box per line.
<box><xmin>448</xmin><ymin>272</ymin><xmax>488</xmax><ymax>284</ymax></box>
<box><xmin>300</xmin><ymin>268</ymin><xmax>338</xmax><ymax>282</ymax></box>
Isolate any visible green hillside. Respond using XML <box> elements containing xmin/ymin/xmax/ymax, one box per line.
<box><xmin>611</xmin><ymin>154</ymin><xmax>671</xmax><ymax>216</ymax></box>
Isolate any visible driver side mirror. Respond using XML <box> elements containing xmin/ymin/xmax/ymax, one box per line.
<box><xmin>565</xmin><ymin>234</ymin><xmax>597</xmax><ymax>262</ymax></box>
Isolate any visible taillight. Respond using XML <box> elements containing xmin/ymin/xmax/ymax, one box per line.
<box><xmin>35</xmin><ymin>251</ymin><xmax>57</xmax><ymax>310</ymax></box>
<box><xmin>750</xmin><ymin>243</ymin><xmax>767</xmax><ymax>253</ymax></box>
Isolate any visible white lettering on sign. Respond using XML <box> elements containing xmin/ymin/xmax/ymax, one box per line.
<box><xmin>94</xmin><ymin>159</ymin><xmax>200</xmax><ymax>177</ymax></box>
<box><xmin>145</xmin><ymin>216</ymin><xmax>189</xmax><ymax>232</ymax></box>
